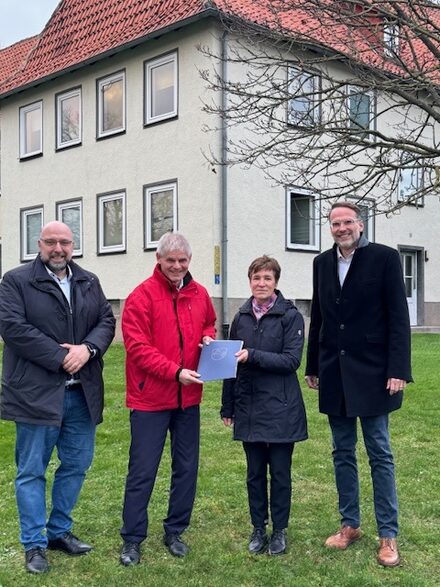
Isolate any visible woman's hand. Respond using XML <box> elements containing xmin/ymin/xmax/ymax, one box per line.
<box><xmin>235</xmin><ymin>349</ymin><xmax>249</xmax><ymax>363</ymax></box>
<box><xmin>222</xmin><ymin>417</ymin><xmax>233</xmax><ymax>426</ymax></box>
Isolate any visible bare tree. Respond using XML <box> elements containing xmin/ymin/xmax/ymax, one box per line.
<box><xmin>200</xmin><ymin>0</ymin><xmax>440</xmax><ymax>215</ymax></box>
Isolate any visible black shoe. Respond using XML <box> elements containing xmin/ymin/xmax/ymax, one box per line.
<box><xmin>47</xmin><ymin>532</ymin><xmax>92</xmax><ymax>555</ymax></box>
<box><xmin>248</xmin><ymin>527</ymin><xmax>268</xmax><ymax>554</ymax></box>
<box><xmin>120</xmin><ymin>541</ymin><xmax>141</xmax><ymax>566</ymax></box>
<box><xmin>269</xmin><ymin>529</ymin><xmax>287</xmax><ymax>555</ymax></box>
<box><xmin>163</xmin><ymin>533</ymin><xmax>189</xmax><ymax>557</ymax></box>
<box><xmin>25</xmin><ymin>547</ymin><xmax>49</xmax><ymax>573</ymax></box>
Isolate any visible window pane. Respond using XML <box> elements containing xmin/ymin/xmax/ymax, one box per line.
<box><xmin>61</xmin><ymin>206</ymin><xmax>81</xmax><ymax>247</ymax></box>
<box><xmin>151</xmin><ymin>61</ymin><xmax>175</xmax><ymax>118</ymax></box>
<box><xmin>288</xmin><ymin>71</ymin><xmax>316</xmax><ymax>125</ymax></box>
<box><xmin>349</xmin><ymin>92</ymin><xmax>370</xmax><ymax>129</ymax></box>
<box><xmin>400</xmin><ymin>168</ymin><xmax>418</xmax><ymax>197</ymax></box>
<box><xmin>61</xmin><ymin>95</ymin><xmax>80</xmax><ymax>142</ymax></box>
<box><xmin>26</xmin><ymin>213</ymin><xmax>41</xmax><ymax>254</ymax></box>
<box><xmin>102</xmin><ymin>78</ymin><xmax>123</xmax><ymax>132</ymax></box>
<box><xmin>357</xmin><ymin>204</ymin><xmax>369</xmax><ymax>240</ymax></box>
<box><xmin>103</xmin><ymin>199</ymin><xmax>123</xmax><ymax>246</ymax></box>
<box><xmin>150</xmin><ymin>189</ymin><xmax>174</xmax><ymax>242</ymax></box>
<box><xmin>25</xmin><ymin>108</ymin><xmax>41</xmax><ymax>153</ymax></box>
<box><xmin>290</xmin><ymin>195</ymin><xmax>312</xmax><ymax>245</ymax></box>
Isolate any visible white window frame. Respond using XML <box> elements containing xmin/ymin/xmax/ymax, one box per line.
<box><xmin>20</xmin><ymin>206</ymin><xmax>43</xmax><ymax>261</ymax></box>
<box><xmin>144</xmin><ymin>181</ymin><xmax>177</xmax><ymax>248</ymax></box>
<box><xmin>56</xmin><ymin>87</ymin><xmax>82</xmax><ymax>149</ymax></box>
<box><xmin>19</xmin><ymin>100</ymin><xmax>43</xmax><ymax>158</ymax></box>
<box><xmin>97</xmin><ymin>70</ymin><xmax>126</xmax><ymax>138</ymax></box>
<box><xmin>347</xmin><ymin>86</ymin><xmax>375</xmax><ymax>134</ymax></box>
<box><xmin>97</xmin><ymin>191</ymin><xmax>126</xmax><ymax>254</ymax></box>
<box><xmin>144</xmin><ymin>52</ymin><xmax>178</xmax><ymax>125</ymax></box>
<box><xmin>56</xmin><ymin>199</ymin><xmax>83</xmax><ymax>256</ymax></box>
<box><xmin>286</xmin><ymin>188</ymin><xmax>320</xmax><ymax>251</ymax></box>
<box><xmin>287</xmin><ymin>65</ymin><xmax>320</xmax><ymax>126</ymax></box>
<box><xmin>349</xmin><ymin>198</ymin><xmax>375</xmax><ymax>242</ymax></box>
<box><xmin>398</xmin><ymin>166</ymin><xmax>424</xmax><ymax>206</ymax></box>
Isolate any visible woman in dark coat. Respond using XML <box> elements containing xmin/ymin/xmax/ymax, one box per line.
<box><xmin>221</xmin><ymin>256</ymin><xmax>307</xmax><ymax>556</ymax></box>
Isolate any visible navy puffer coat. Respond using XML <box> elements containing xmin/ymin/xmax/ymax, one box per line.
<box><xmin>221</xmin><ymin>291</ymin><xmax>308</xmax><ymax>443</ymax></box>
<box><xmin>0</xmin><ymin>256</ymin><xmax>115</xmax><ymax>426</ymax></box>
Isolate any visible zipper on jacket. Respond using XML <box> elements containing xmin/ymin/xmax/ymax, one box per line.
<box><xmin>173</xmin><ymin>295</ymin><xmax>184</xmax><ymax>409</ymax></box>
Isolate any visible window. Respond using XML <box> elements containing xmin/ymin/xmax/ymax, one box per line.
<box><xmin>19</xmin><ymin>101</ymin><xmax>43</xmax><ymax>158</ymax></box>
<box><xmin>384</xmin><ymin>21</ymin><xmax>400</xmax><ymax>57</ymax></box>
<box><xmin>97</xmin><ymin>71</ymin><xmax>126</xmax><ymax>138</ymax></box>
<box><xmin>144</xmin><ymin>181</ymin><xmax>177</xmax><ymax>248</ymax></box>
<box><xmin>398</xmin><ymin>166</ymin><xmax>424</xmax><ymax>206</ymax></box>
<box><xmin>56</xmin><ymin>88</ymin><xmax>82</xmax><ymax>149</ymax></box>
<box><xmin>56</xmin><ymin>199</ymin><xmax>83</xmax><ymax>255</ymax></box>
<box><xmin>347</xmin><ymin>87</ymin><xmax>375</xmax><ymax>133</ymax></box>
<box><xmin>144</xmin><ymin>52</ymin><xmax>178</xmax><ymax>125</ymax></box>
<box><xmin>286</xmin><ymin>189</ymin><xmax>320</xmax><ymax>250</ymax></box>
<box><xmin>351</xmin><ymin>199</ymin><xmax>375</xmax><ymax>241</ymax></box>
<box><xmin>20</xmin><ymin>206</ymin><xmax>43</xmax><ymax>261</ymax></box>
<box><xmin>287</xmin><ymin>66</ymin><xmax>320</xmax><ymax>126</ymax></box>
<box><xmin>97</xmin><ymin>191</ymin><xmax>126</xmax><ymax>254</ymax></box>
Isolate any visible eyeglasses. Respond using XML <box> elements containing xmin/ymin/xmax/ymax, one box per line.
<box><xmin>330</xmin><ymin>219</ymin><xmax>359</xmax><ymax>229</ymax></box>
<box><xmin>40</xmin><ymin>239</ymin><xmax>73</xmax><ymax>247</ymax></box>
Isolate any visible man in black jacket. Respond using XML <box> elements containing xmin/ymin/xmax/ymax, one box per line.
<box><xmin>305</xmin><ymin>202</ymin><xmax>412</xmax><ymax>568</ymax></box>
<box><xmin>0</xmin><ymin>221</ymin><xmax>115</xmax><ymax>574</ymax></box>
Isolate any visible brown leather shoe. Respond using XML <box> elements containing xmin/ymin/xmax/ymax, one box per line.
<box><xmin>325</xmin><ymin>526</ymin><xmax>362</xmax><ymax>549</ymax></box>
<box><xmin>377</xmin><ymin>538</ymin><xmax>400</xmax><ymax>567</ymax></box>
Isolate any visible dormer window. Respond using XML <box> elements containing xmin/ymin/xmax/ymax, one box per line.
<box><xmin>384</xmin><ymin>21</ymin><xmax>400</xmax><ymax>57</ymax></box>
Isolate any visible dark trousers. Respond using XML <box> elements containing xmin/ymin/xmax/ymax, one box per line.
<box><xmin>242</xmin><ymin>442</ymin><xmax>294</xmax><ymax>531</ymax></box>
<box><xmin>121</xmin><ymin>406</ymin><xmax>200</xmax><ymax>543</ymax></box>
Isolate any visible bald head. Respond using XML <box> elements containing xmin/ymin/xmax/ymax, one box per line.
<box><xmin>38</xmin><ymin>221</ymin><xmax>74</xmax><ymax>277</ymax></box>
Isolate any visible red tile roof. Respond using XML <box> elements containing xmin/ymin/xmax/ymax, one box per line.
<box><xmin>0</xmin><ymin>36</ymin><xmax>39</xmax><ymax>86</ymax></box>
<box><xmin>0</xmin><ymin>0</ymin><xmax>211</xmax><ymax>97</ymax></box>
<box><xmin>0</xmin><ymin>0</ymin><xmax>439</xmax><ymax>98</ymax></box>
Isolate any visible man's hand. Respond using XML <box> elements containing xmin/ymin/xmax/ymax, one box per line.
<box><xmin>178</xmin><ymin>368</ymin><xmax>202</xmax><ymax>386</ymax></box>
<box><xmin>222</xmin><ymin>417</ymin><xmax>233</xmax><ymax>426</ymax></box>
<box><xmin>387</xmin><ymin>378</ymin><xmax>406</xmax><ymax>395</ymax></box>
<box><xmin>305</xmin><ymin>375</ymin><xmax>319</xmax><ymax>389</ymax></box>
<box><xmin>61</xmin><ymin>343</ymin><xmax>90</xmax><ymax>374</ymax></box>
<box><xmin>199</xmin><ymin>336</ymin><xmax>214</xmax><ymax>348</ymax></box>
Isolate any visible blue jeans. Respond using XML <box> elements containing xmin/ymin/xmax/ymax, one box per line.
<box><xmin>328</xmin><ymin>414</ymin><xmax>398</xmax><ymax>538</ymax></box>
<box><xmin>15</xmin><ymin>388</ymin><xmax>96</xmax><ymax>550</ymax></box>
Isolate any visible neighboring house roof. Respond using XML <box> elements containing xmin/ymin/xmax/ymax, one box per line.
<box><xmin>0</xmin><ymin>0</ymin><xmax>439</xmax><ymax>99</ymax></box>
<box><xmin>0</xmin><ymin>36</ymin><xmax>39</xmax><ymax>86</ymax></box>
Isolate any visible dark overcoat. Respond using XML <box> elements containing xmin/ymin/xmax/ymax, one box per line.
<box><xmin>0</xmin><ymin>256</ymin><xmax>115</xmax><ymax>426</ymax></box>
<box><xmin>305</xmin><ymin>236</ymin><xmax>412</xmax><ymax>417</ymax></box>
<box><xmin>221</xmin><ymin>291</ymin><xmax>308</xmax><ymax>443</ymax></box>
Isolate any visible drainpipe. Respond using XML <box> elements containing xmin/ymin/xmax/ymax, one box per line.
<box><xmin>220</xmin><ymin>30</ymin><xmax>229</xmax><ymax>340</ymax></box>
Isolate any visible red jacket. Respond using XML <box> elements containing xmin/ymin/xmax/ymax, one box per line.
<box><xmin>122</xmin><ymin>264</ymin><xmax>217</xmax><ymax>411</ymax></box>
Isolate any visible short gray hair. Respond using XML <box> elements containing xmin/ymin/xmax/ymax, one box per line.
<box><xmin>156</xmin><ymin>232</ymin><xmax>192</xmax><ymax>258</ymax></box>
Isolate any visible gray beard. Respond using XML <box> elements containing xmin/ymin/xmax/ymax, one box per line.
<box><xmin>46</xmin><ymin>259</ymin><xmax>67</xmax><ymax>274</ymax></box>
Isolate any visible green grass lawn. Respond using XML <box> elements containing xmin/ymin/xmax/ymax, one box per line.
<box><xmin>0</xmin><ymin>334</ymin><xmax>439</xmax><ymax>586</ymax></box>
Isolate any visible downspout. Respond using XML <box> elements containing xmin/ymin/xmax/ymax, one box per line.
<box><xmin>220</xmin><ymin>29</ymin><xmax>229</xmax><ymax>339</ymax></box>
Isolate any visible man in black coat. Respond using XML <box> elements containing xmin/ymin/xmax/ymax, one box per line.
<box><xmin>305</xmin><ymin>202</ymin><xmax>412</xmax><ymax>568</ymax></box>
<box><xmin>0</xmin><ymin>221</ymin><xmax>115</xmax><ymax>574</ymax></box>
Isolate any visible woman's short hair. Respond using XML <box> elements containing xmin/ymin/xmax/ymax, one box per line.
<box><xmin>247</xmin><ymin>255</ymin><xmax>281</xmax><ymax>282</ymax></box>
<box><xmin>156</xmin><ymin>232</ymin><xmax>192</xmax><ymax>258</ymax></box>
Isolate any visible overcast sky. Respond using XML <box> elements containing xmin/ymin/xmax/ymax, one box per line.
<box><xmin>0</xmin><ymin>0</ymin><xmax>60</xmax><ymax>48</ymax></box>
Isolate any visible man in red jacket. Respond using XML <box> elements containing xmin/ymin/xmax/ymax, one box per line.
<box><xmin>119</xmin><ymin>232</ymin><xmax>216</xmax><ymax>566</ymax></box>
